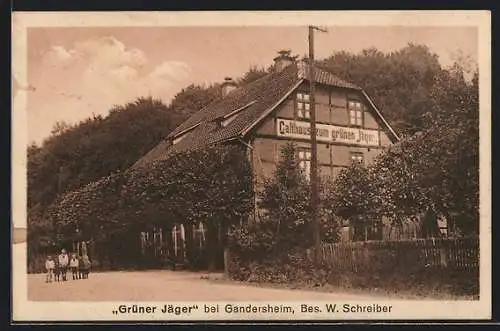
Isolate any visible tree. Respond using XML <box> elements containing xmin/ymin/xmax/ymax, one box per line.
<box><xmin>50</xmin><ymin>121</ymin><xmax>72</xmax><ymax>136</ymax></box>
<box><xmin>47</xmin><ymin>143</ymin><xmax>254</xmax><ymax>270</ymax></box>
<box><xmin>258</xmin><ymin>143</ymin><xmax>313</xmax><ymax>252</ymax></box>
<box><xmin>239</xmin><ymin>65</ymin><xmax>268</xmax><ymax>85</ymax></box>
<box><xmin>47</xmin><ymin>172</ymin><xmax>126</xmax><ymax>239</ymax></box>
<box><xmin>329</xmin><ymin>63</ymin><xmax>479</xmax><ymax>236</ymax></box>
<box><xmin>27</xmin><ymin>64</ymin><xmax>278</xmax><ymax>260</ymax></box>
<box><xmin>27</xmin><ymin>97</ymin><xmax>185</xmax><ymax>262</ymax></box>
<box><xmin>228</xmin><ymin>143</ymin><xmax>340</xmax><ymax>262</ymax></box>
<box><xmin>170</xmin><ymin>84</ymin><xmax>220</xmax><ymax>117</ymax></box>
<box><xmin>422</xmin><ymin>64</ymin><xmax>479</xmax><ymax>234</ymax></box>
<box><xmin>327</xmin><ymin>163</ymin><xmax>376</xmax><ymax>240</ymax></box>
<box><xmin>321</xmin><ymin>43</ymin><xmax>442</xmax><ymax>136</ymax></box>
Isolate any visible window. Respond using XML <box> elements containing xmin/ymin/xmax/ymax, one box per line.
<box><xmin>350</xmin><ymin>151</ymin><xmax>364</xmax><ymax>164</ymax></box>
<box><xmin>296</xmin><ymin>92</ymin><xmax>311</xmax><ymax>119</ymax></box>
<box><xmin>348</xmin><ymin>100</ymin><xmax>363</xmax><ymax>126</ymax></box>
<box><xmin>298</xmin><ymin>148</ymin><xmax>311</xmax><ymax>178</ymax></box>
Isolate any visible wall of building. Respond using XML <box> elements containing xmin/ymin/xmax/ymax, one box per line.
<box><xmin>247</xmin><ymin>81</ymin><xmax>399</xmax><ymax>239</ymax></box>
<box><xmin>250</xmin><ymin>82</ymin><xmax>394</xmax><ymax>186</ymax></box>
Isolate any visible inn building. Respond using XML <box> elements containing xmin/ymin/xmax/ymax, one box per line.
<box><xmin>130</xmin><ymin>51</ymin><xmax>401</xmax><ymax>267</ymax></box>
<box><xmin>134</xmin><ymin>51</ymin><xmax>399</xmax><ymax>190</ymax></box>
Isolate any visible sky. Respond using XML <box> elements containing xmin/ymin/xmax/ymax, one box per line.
<box><xmin>25</xmin><ymin>26</ymin><xmax>478</xmax><ymax>145</ymax></box>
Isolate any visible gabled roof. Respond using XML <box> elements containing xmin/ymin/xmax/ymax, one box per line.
<box><xmin>131</xmin><ymin>62</ymin><xmax>398</xmax><ymax>170</ymax></box>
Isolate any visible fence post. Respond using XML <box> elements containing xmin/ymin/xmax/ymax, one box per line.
<box><xmin>310</xmin><ymin>237</ymin><xmax>477</xmax><ymax>275</ymax></box>
<box><xmin>224</xmin><ymin>248</ymin><xmax>230</xmax><ymax>275</ymax></box>
<box><xmin>362</xmin><ymin>242</ymin><xmax>369</xmax><ymax>271</ymax></box>
<box><xmin>439</xmin><ymin>239</ymin><xmax>448</xmax><ymax>267</ymax></box>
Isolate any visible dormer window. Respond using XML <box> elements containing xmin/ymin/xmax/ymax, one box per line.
<box><xmin>296</xmin><ymin>92</ymin><xmax>311</xmax><ymax>119</ymax></box>
<box><xmin>171</xmin><ymin>122</ymin><xmax>201</xmax><ymax>145</ymax></box>
<box><xmin>173</xmin><ymin>134</ymin><xmax>186</xmax><ymax>145</ymax></box>
<box><xmin>221</xmin><ymin>113</ymin><xmax>239</xmax><ymax>127</ymax></box>
<box><xmin>219</xmin><ymin>100</ymin><xmax>257</xmax><ymax>128</ymax></box>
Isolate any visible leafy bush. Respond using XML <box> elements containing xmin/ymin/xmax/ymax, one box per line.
<box><xmin>228</xmin><ymin>143</ymin><xmax>340</xmax><ymax>262</ymax></box>
<box><xmin>46</xmin><ymin>143</ymin><xmax>254</xmax><ymax>270</ymax></box>
<box><xmin>227</xmin><ymin>248</ymin><xmax>327</xmax><ymax>285</ymax></box>
<box><xmin>227</xmin><ymin>246</ymin><xmax>479</xmax><ymax>297</ymax></box>
<box><xmin>327</xmin><ymin>66</ymin><xmax>479</xmax><ymax>236</ymax></box>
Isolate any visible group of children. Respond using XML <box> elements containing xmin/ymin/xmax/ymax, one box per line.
<box><xmin>44</xmin><ymin>248</ymin><xmax>92</xmax><ymax>283</ymax></box>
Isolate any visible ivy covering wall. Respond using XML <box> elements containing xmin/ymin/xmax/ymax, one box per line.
<box><xmin>45</xmin><ymin>143</ymin><xmax>254</xmax><ymax>270</ymax></box>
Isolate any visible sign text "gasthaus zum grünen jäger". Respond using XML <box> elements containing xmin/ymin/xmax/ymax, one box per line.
<box><xmin>276</xmin><ymin>118</ymin><xmax>380</xmax><ymax>147</ymax></box>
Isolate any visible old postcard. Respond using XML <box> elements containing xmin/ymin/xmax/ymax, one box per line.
<box><xmin>12</xmin><ymin>10</ymin><xmax>491</xmax><ymax>322</ymax></box>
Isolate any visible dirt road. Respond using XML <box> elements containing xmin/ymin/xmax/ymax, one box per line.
<box><xmin>27</xmin><ymin>270</ymin><xmax>382</xmax><ymax>301</ymax></box>
<box><xmin>14</xmin><ymin>242</ymin><xmax>376</xmax><ymax>301</ymax></box>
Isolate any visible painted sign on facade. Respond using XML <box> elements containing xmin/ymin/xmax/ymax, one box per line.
<box><xmin>276</xmin><ymin>118</ymin><xmax>380</xmax><ymax>147</ymax></box>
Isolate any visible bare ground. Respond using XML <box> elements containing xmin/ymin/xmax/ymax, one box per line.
<box><xmin>28</xmin><ymin>270</ymin><xmax>394</xmax><ymax>302</ymax></box>
<box><xmin>27</xmin><ymin>269</ymin><xmax>477</xmax><ymax>302</ymax></box>
<box><xmin>209</xmin><ymin>276</ymin><xmax>479</xmax><ymax>301</ymax></box>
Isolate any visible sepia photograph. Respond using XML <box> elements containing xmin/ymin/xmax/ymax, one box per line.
<box><xmin>12</xmin><ymin>11</ymin><xmax>491</xmax><ymax>321</ymax></box>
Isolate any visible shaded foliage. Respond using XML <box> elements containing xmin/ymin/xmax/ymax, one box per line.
<box><xmin>27</xmin><ymin>64</ymin><xmax>271</xmax><ymax>256</ymax></box>
<box><xmin>329</xmin><ymin>64</ymin><xmax>479</xmax><ymax>236</ymax></box>
<box><xmin>238</xmin><ymin>65</ymin><xmax>269</xmax><ymax>85</ymax></box>
<box><xmin>228</xmin><ymin>143</ymin><xmax>340</xmax><ymax>263</ymax></box>
<box><xmin>27</xmin><ymin>93</ymin><xmax>218</xmax><ymax>251</ymax></box>
<box><xmin>28</xmin><ymin>97</ymin><xmax>184</xmax><ymax>212</ymax></box>
<box><xmin>170</xmin><ymin>84</ymin><xmax>221</xmax><ymax>117</ymax></box>
<box><xmin>226</xmin><ymin>244</ymin><xmax>479</xmax><ymax>298</ymax></box>
<box><xmin>28</xmin><ymin>44</ymin><xmax>479</xmax><ymax>266</ymax></box>
<box><xmin>46</xmin><ymin>171</ymin><xmax>127</xmax><ymax>241</ymax></box>
<box><xmin>321</xmin><ymin>43</ymin><xmax>444</xmax><ymax>136</ymax></box>
<box><xmin>28</xmin><ymin>65</ymin><xmax>272</xmax><ymax>220</ymax></box>
<box><xmin>47</xmin><ymin>144</ymin><xmax>254</xmax><ymax>270</ymax></box>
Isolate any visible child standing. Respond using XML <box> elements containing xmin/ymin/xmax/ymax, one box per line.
<box><xmin>58</xmin><ymin>249</ymin><xmax>69</xmax><ymax>281</ymax></box>
<box><xmin>45</xmin><ymin>255</ymin><xmax>55</xmax><ymax>283</ymax></box>
<box><xmin>70</xmin><ymin>254</ymin><xmax>79</xmax><ymax>280</ymax></box>
<box><xmin>54</xmin><ymin>258</ymin><xmax>61</xmax><ymax>282</ymax></box>
<box><xmin>77</xmin><ymin>255</ymin><xmax>83</xmax><ymax>279</ymax></box>
<box><xmin>81</xmin><ymin>254</ymin><xmax>91</xmax><ymax>279</ymax></box>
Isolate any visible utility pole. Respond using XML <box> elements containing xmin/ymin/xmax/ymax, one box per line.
<box><xmin>308</xmin><ymin>25</ymin><xmax>327</xmax><ymax>264</ymax></box>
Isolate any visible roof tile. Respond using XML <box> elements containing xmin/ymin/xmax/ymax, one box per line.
<box><xmin>131</xmin><ymin>63</ymin><xmax>371</xmax><ymax>170</ymax></box>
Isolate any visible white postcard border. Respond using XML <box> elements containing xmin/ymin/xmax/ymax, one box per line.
<box><xmin>12</xmin><ymin>10</ymin><xmax>492</xmax><ymax>322</ymax></box>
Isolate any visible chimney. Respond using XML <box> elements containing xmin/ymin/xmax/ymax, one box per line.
<box><xmin>221</xmin><ymin>77</ymin><xmax>238</xmax><ymax>97</ymax></box>
<box><xmin>273</xmin><ymin>50</ymin><xmax>296</xmax><ymax>72</ymax></box>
